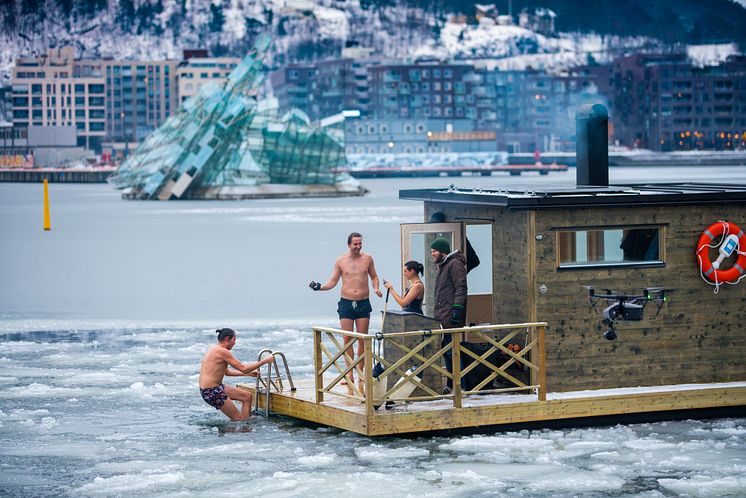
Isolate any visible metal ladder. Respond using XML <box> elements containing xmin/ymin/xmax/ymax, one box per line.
<box><xmin>253</xmin><ymin>349</ymin><xmax>296</xmax><ymax>417</ymax></box>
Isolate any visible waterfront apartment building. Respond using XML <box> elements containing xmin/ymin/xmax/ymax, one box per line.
<box><xmin>271</xmin><ymin>57</ymin><xmax>385</xmax><ymax>121</ymax></box>
<box><xmin>102</xmin><ymin>59</ymin><xmax>178</xmax><ymax>144</ymax></box>
<box><xmin>367</xmin><ymin>63</ymin><xmax>494</xmax><ymax>125</ymax></box>
<box><xmin>611</xmin><ymin>53</ymin><xmax>746</xmax><ymax>151</ymax></box>
<box><xmin>271</xmin><ymin>57</ymin><xmax>610</xmax><ymax>153</ymax></box>
<box><xmin>488</xmin><ymin>67</ymin><xmax>610</xmax><ymax>152</ymax></box>
<box><xmin>270</xmin><ymin>63</ymin><xmax>318</xmax><ymax>118</ymax></box>
<box><xmin>176</xmin><ymin>56</ymin><xmax>240</xmax><ymax>103</ymax></box>
<box><xmin>344</xmin><ymin>118</ymin><xmax>496</xmax><ymax>154</ymax></box>
<box><xmin>11</xmin><ymin>47</ymin><xmax>107</xmax><ymax>151</ymax></box>
<box><xmin>11</xmin><ymin>47</ymin><xmax>179</xmax><ymax>153</ymax></box>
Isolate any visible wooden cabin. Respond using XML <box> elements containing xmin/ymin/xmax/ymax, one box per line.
<box><xmin>241</xmin><ymin>105</ymin><xmax>746</xmax><ymax>435</ymax></box>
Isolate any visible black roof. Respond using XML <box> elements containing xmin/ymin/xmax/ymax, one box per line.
<box><xmin>399</xmin><ymin>183</ymin><xmax>746</xmax><ymax>210</ymax></box>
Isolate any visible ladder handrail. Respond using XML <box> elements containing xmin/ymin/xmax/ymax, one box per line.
<box><xmin>271</xmin><ymin>351</ymin><xmax>296</xmax><ymax>392</ymax></box>
<box><xmin>253</xmin><ymin>349</ymin><xmax>295</xmax><ymax>417</ymax></box>
<box><xmin>255</xmin><ymin>349</ymin><xmax>275</xmax><ymax>417</ymax></box>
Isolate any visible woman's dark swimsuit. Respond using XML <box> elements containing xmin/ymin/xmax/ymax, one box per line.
<box><xmin>200</xmin><ymin>384</ymin><xmax>228</xmax><ymax>409</ymax></box>
<box><xmin>337</xmin><ymin>298</ymin><xmax>372</xmax><ymax>320</ymax></box>
<box><xmin>402</xmin><ymin>287</ymin><xmax>424</xmax><ymax>314</ymax></box>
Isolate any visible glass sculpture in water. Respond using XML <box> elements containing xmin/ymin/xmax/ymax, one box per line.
<box><xmin>109</xmin><ymin>35</ymin><xmax>359</xmax><ymax>200</ymax></box>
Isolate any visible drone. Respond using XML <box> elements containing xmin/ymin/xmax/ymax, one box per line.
<box><xmin>583</xmin><ymin>286</ymin><xmax>672</xmax><ymax>340</ymax></box>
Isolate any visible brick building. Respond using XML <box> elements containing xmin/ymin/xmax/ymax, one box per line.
<box><xmin>611</xmin><ymin>53</ymin><xmax>746</xmax><ymax>150</ymax></box>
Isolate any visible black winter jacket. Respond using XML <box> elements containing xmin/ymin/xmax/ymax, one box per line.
<box><xmin>433</xmin><ymin>250</ymin><xmax>468</xmax><ymax>328</ymax></box>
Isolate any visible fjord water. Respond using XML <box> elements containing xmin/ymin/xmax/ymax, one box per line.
<box><xmin>1</xmin><ymin>168</ymin><xmax>745</xmax><ymax>497</ymax></box>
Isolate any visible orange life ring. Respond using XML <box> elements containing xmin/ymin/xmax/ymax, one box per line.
<box><xmin>696</xmin><ymin>221</ymin><xmax>746</xmax><ymax>283</ymax></box>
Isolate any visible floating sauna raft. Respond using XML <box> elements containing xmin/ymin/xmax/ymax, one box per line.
<box><xmin>239</xmin><ymin>324</ymin><xmax>746</xmax><ymax>436</ymax></box>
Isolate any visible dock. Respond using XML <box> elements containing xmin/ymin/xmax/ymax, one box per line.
<box><xmin>239</xmin><ymin>324</ymin><xmax>746</xmax><ymax>436</ymax></box>
<box><xmin>0</xmin><ymin>167</ymin><xmax>115</xmax><ymax>183</ymax></box>
<box><xmin>334</xmin><ymin>163</ymin><xmax>568</xmax><ymax>179</ymax></box>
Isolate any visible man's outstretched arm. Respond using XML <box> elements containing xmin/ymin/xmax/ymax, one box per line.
<box><xmin>310</xmin><ymin>260</ymin><xmax>342</xmax><ymax>291</ymax></box>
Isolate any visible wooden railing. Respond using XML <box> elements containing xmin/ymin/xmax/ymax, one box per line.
<box><xmin>312</xmin><ymin>322</ymin><xmax>547</xmax><ymax>415</ymax></box>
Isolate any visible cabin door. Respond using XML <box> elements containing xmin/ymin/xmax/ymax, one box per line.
<box><xmin>400</xmin><ymin>223</ymin><xmax>464</xmax><ymax>318</ymax></box>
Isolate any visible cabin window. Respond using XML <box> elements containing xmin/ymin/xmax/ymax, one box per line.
<box><xmin>556</xmin><ymin>226</ymin><xmax>664</xmax><ymax>269</ymax></box>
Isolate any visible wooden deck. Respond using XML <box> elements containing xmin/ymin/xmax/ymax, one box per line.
<box><xmin>239</xmin><ymin>379</ymin><xmax>746</xmax><ymax>436</ymax></box>
<box><xmin>239</xmin><ymin>323</ymin><xmax>746</xmax><ymax>436</ymax></box>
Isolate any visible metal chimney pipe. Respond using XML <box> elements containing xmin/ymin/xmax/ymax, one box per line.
<box><xmin>576</xmin><ymin>103</ymin><xmax>609</xmax><ymax>187</ymax></box>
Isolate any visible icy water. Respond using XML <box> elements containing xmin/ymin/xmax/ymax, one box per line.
<box><xmin>1</xmin><ymin>168</ymin><xmax>746</xmax><ymax>497</ymax></box>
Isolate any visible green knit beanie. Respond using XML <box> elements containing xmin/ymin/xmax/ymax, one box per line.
<box><xmin>431</xmin><ymin>237</ymin><xmax>450</xmax><ymax>254</ymax></box>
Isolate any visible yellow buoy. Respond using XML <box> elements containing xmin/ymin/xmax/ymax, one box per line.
<box><xmin>43</xmin><ymin>178</ymin><xmax>51</xmax><ymax>231</ymax></box>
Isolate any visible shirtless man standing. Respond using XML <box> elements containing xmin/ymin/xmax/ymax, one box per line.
<box><xmin>199</xmin><ymin>328</ymin><xmax>275</xmax><ymax>421</ymax></box>
<box><xmin>309</xmin><ymin>232</ymin><xmax>382</xmax><ymax>393</ymax></box>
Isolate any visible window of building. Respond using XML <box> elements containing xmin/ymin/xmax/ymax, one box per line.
<box><xmin>433</xmin><ymin>69</ymin><xmax>441</xmax><ymax>78</ymax></box>
<box><xmin>88</xmin><ymin>84</ymin><xmax>104</xmax><ymax>94</ymax></box>
<box><xmin>557</xmin><ymin>226</ymin><xmax>664</xmax><ymax>269</ymax></box>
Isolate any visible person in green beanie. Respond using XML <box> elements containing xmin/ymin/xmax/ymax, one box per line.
<box><xmin>430</xmin><ymin>237</ymin><xmax>467</xmax><ymax>394</ymax></box>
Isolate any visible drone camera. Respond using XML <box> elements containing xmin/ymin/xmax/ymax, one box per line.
<box><xmin>586</xmin><ymin>286</ymin><xmax>672</xmax><ymax>341</ymax></box>
<box><xmin>602</xmin><ymin>301</ymin><xmax>644</xmax><ymax>323</ymax></box>
<box><xmin>603</xmin><ymin>328</ymin><xmax>617</xmax><ymax>341</ymax></box>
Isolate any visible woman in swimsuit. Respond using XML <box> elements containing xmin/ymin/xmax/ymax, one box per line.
<box><xmin>383</xmin><ymin>260</ymin><xmax>424</xmax><ymax>314</ymax></box>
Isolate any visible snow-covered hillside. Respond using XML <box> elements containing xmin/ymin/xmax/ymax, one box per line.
<box><xmin>0</xmin><ymin>0</ymin><xmax>741</xmax><ymax>85</ymax></box>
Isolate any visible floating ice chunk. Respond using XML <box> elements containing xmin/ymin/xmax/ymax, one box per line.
<box><xmin>563</xmin><ymin>441</ymin><xmax>618</xmax><ymax>452</ymax></box>
<box><xmin>73</xmin><ymin>471</ymin><xmax>185</xmax><ymax>495</ymax></box>
<box><xmin>623</xmin><ymin>439</ymin><xmax>677</xmax><ymax>451</ymax></box>
<box><xmin>442</xmin><ymin>435</ymin><xmax>555</xmax><ymax>454</ymax></box>
<box><xmin>659</xmin><ymin>475</ymin><xmax>746</xmax><ymax>497</ymax></box>
<box><xmin>355</xmin><ymin>444</ymin><xmax>430</xmax><ymax>461</ymax></box>
<box><xmin>298</xmin><ymin>453</ymin><xmax>336</xmax><ymax>467</ymax></box>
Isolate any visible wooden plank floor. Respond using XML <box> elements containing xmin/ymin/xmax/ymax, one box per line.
<box><xmin>238</xmin><ymin>380</ymin><xmax>746</xmax><ymax>436</ymax></box>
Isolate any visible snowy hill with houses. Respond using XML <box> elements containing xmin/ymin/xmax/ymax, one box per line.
<box><xmin>0</xmin><ymin>0</ymin><xmax>743</xmax><ymax>85</ymax></box>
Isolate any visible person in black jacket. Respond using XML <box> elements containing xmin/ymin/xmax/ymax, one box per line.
<box><xmin>430</xmin><ymin>237</ymin><xmax>467</xmax><ymax>394</ymax></box>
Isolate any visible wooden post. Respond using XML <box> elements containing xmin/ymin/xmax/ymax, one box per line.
<box><xmin>537</xmin><ymin>325</ymin><xmax>546</xmax><ymax>401</ymax></box>
<box><xmin>313</xmin><ymin>328</ymin><xmax>324</xmax><ymax>403</ymax></box>
<box><xmin>452</xmin><ymin>331</ymin><xmax>462</xmax><ymax>409</ymax></box>
<box><xmin>364</xmin><ymin>336</ymin><xmax>374</xmax><ymax>416</ymax></box>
